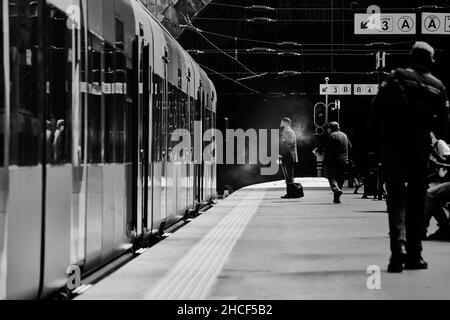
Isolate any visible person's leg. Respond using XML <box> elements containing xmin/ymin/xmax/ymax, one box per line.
<box><xmin>385</xmin><ymin>177</ymin><xmax>407</xmax><ymax>252</ymax></box>
<box><xmin>287</xmin><ymin>162</ymin><xmax>295</xmax><ymax>185</ymax></box>
<box><xmin>327</xmin><ymin>165</ymin><xmax>341</xmax><ymax>193</ymax></box>
<box><xmin>337</xmin><ymin>163</ymin><xmax>346</xmax><ymax>190</ymax></box>
<box><xmin>383</xmin><ymin>159</ymin><xmax>407</xmax><ymax>272</ymax></box>
<box><xmin>424</xmin><ymin>182</ymin><xmax>450</xmax><ymax>239</ymax></box>
<box><xmin>404</xmin><ymin>156</ymin><xmax>429</xmax><ymax>269</ymax></box>
<box><xmin>280</xmin><ymin>164</ymin><xmax>289</xmax><ymax>196</ymax></box>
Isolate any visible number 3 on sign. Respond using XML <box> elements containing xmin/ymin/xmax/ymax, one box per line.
<box><xmin>381</xmin><ymin>17</ymin><xmax>392</xmax><ymax>32</ymax></box>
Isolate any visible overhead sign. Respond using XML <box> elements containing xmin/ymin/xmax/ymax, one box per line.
<box><xmin>354</xmin><ymin>84</ymin><xmax>379</xmax><ymax>96</ymax></box>
<box><xmin>355</xmin><ymin>13</ymin><xmax>416</xmax><ymax>34</ymax></box>
<box><xmin>320</xmin><ymin>84</ymin><xmax>352</xmax><ymax>96</ymax></box>
<box><xmin>422</xmin><ymin>13</ymin><xmax>450</xmax><ymax>34</ymax></box>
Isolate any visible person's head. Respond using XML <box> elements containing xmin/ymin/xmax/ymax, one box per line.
<box><xmin>57</xmin><ymin>119</ymin><xmax>65</xmax><ymax>132</ymax></box>
<box><xmin>410</xmin><ymin>41</ymin><xmax>435</xmax><ymax>69</ymax></box>
<box><xmin>280</xmin><ymin>117</ymin><xmax>292</xmax><ymax>130</ymax></box>
<box><xmin>327</xmin><ymin>122</ymin><xmax>340</xmax><ymax>134</ymax></box>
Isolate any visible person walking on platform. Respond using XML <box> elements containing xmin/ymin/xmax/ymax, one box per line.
<box><xmin>372</xmin><ymin>41</ymin><xmax>450</xmax><ymax>273</ymax></box>
<box><xmin>279</xmin><ymin>117</ymin><xmax>304</xmax><ymax>199</ymax></box>
<box><xmin>325</xmin><ymin>122</ymin><xmax>352</xmax><ymax>204</ymax></box>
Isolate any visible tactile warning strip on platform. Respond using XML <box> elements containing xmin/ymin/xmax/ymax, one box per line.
<box><xmin>144</xmin><ymin>191</ymin><xmax>265</xmax><ymax>300</ymax></box>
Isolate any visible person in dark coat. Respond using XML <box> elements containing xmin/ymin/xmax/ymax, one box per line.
<box><xmin>372</xmin><ymin>41</ymin><xmax>450</xmax><ymax>273</ymax></box>
<box><xmin>279</xmin><ymin>117</ymin><xmax>303</xmax><ymax>199</ymax></box>
<box><xmin>325</xmin><ymin>122</ymin><xmax>352</xmax><ymax>204</ymax></box>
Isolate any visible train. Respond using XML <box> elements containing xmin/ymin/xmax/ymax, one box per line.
<box><xmin>0</xmin><ymin>0</ymin><xmax>217</xmax><ymax>299</ymax></box>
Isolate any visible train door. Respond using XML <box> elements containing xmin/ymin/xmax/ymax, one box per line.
<box><xmin>137</xmin><ymin>40</ymin><xmax>151</xmax><ymax>233</ymax></box>
<box><xmin>186</xmin><ymin>68</ymin><xmax>192</xmax><ymax>209</ymax></box>
<box><xmin>0</xmin><ymin>0</ymin><xmax>7</xmax><ymax>300</ymax></box>
<box><xmin>5</xmin><ymin>0</ymin><xmax>45</xmax><ymax>299</ymax></box>
<box><xmin>200</xmin><ymin>90</ymin><xmax>205</xmax><ymax>202</ymax></box>
<box><xmin>85</xmin><ymin>31</ymin><xmax>105</xmax><ymax>269</ymax></box>
<box><xmin>42</xmin><ymin>1</ymin><xmax>81</xmax><ymax>296</ymax></box>
<box><xmin>161</xmin><ymin>48</ymin><xmax>169</xmax><ymax>226</ymax></box>
<box><xmin>133</xmin><ymin>34</ymin><xmax>151</xmax><ymax>237</ymax></box>
<box><xmin>194</xmin><ymin>88</ymin><xmax>201</xmax><ymax>205</ymax></box>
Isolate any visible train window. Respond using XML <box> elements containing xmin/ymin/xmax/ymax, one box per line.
<box><xmin>9</xmin><ymin>1</ymin><xmax>43</xmax><ymax>166</ymax></box>
<box><xmin>115</xmin><ymin>51</ymin><xmax>127</xmax><ymax>163</ymax></box>
<box><xmin>46</xmin><ymin>6</ymin><xmax>74</xmax><ymax>165</ymax></box>
<box><xmin>152</xmin><ymin>75</ymin><xmax>162</xmax><ymax>162</ymax></box>
<box><xmin>190</xmin><ymin>96</ymin><xmax>194</xmax><ymax>159</ymax></box>
<box><xmin>167</xmin><ymin>83</ymin><xmax>174</xmax><ymax>156</ymax></box>
<box><xmin>87</xmin><ymin>34</ymin><xmax>104</xmax><ymax>164</ymax></box>
<box><xmin>115</xmin><ymin>18</ymin><xmax>124</xmax><ymax>51</ymax></box>
<box><xmin>104</xmin><ymin>44</ymin><xmax>115</xmax><ymax>163</ymax></box>
<box><xmin>177</xmin><ymin>69</ymin><xmax>182</xmax><ymax>89</ymax></box>
<box><xmin>126</xmin><ymin>66</ymin><xmax>134</xmax><ymax>163</ymax></box>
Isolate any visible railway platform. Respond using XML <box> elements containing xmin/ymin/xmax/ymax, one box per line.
<box><xmin>77</xmin><ymin>178</ymin><xmax>450</xmax><ymax>300</ymax></box>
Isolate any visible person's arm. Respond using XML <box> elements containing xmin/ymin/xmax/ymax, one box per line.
<box><xmin>347</xmin><ymin>137</ymin><xmax>353</xmax><ymax>156</ymax></box>
<box><xmin>286</xmin><ymin>130</ymin><xmax>296</xmax><ymax>149</ymax></box>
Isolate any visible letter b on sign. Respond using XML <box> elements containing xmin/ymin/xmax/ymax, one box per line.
<box><xmin>366</xmin><ymin>265</ymin><xmax>381</xmax><ymax>290</ymax></box>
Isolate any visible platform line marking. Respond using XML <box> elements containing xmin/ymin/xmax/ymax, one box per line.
<box><xmin>165</xmin><ymin>194</ymin><xmax>262</xmax><ymax>300</ymax></box>
<box><xmin>189</xmin><ymin>197</ymin><xmax>261</xmax><ymax>300</ymax></box>
<box><xmin>149</xmin><ymin>196</ymin><xmax>257</xmax><ymax>300</ymax></box>
<box><xmin>144</xmin><ymin>196</ymin><xmax>251</xmax><ymax>300</ymax></box>
<box><xmin>179</xmin><ymin>197</ymin><xmax>260</xmax><ymax>300</ymax></box>
<box><xmin>150</xmin><ymin>197</ymin><xmax>254</xmax><ymax>300</ymax></box>
<box><xmin>144</xmin><ymin>191</ymin><xmax>265</xmax><ymax>300</ymax></box>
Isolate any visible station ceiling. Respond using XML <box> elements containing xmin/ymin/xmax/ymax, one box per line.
<box><xmin>140</xmin><ymin>0</ymin><xmax>213</xmax><ymax>37</ymax></box>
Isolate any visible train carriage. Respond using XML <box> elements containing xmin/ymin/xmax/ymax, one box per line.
<box><xmin>0</xmin><ymin>0</ymin><xmax>216</xmax><ymax>299</ymax></box>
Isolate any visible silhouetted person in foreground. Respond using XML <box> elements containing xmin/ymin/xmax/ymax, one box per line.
<box><xmin>279</xmin><ymin>117</ymin><xmax>304</xmax><ymax>199</ymax></box>
<box><xmin>373</xmin><ymin>41</ymin><xmax>450</xmax><ymax>273</ymax></box>
<box><xmin>325</xmin><ymin>122</ymin><xmax>352</xmax><ymax>204</ymax></box>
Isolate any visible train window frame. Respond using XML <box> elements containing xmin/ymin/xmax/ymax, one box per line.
<box><xmin>8</xmin><ymin>1</ymin><xmax>44</xmax><ymax>166</ymax></box>
<box><xmin>0</xmin><ymin>2</ymin><xmax>4</xmax><ymax>167</ymax></box>
<box><xmin>152</xmin><ymin>74</ymin><xmax>163</xmax><ymax>162</ymax></box>
<box><xmin>104</xmin><ymin>42</ymin><xmax>116</xmax><ymax>164</ymax></box>
<box><xmin>46</xmin><ymin>5</ymin><xmax>75</xmax><ymax>166</ymax></box>
<box><xmin>87</xmin><ymin>33</ymin><xmax>105</xmax><ymax>164</ymax></box>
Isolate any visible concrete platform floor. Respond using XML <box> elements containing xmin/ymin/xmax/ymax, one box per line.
<box><xmin>78</xmin><ymin>179</ymin><xmax>450</xmax><ymax>300</ymax></box>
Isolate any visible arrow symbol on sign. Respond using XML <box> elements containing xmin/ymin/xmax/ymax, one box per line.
<box><xmin>361</xmin><ymin>20</ymin><xmax>369</xmax><ymax>29</ymax></box>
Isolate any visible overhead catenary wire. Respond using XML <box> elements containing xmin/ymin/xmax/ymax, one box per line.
<box><xmin>208</xmin><ymin>2</ymin><xmax>450</xmax><ymax>11</ymax></box>
<box><xmin>198</xmin><ymin>63</ymin><xmax>262</xmax><ymax>95</ymax></box>
<box><xmin>167</xmin><ymin>0</ymin><xmax>261</xmax><ymax>79</ymax></box>
<box><xmin>187</xmin><ymin>27</ymin><xmax>417</xmax><ymax>48</ymax></box>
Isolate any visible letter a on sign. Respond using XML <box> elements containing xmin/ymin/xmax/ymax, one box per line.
<box><xmin>424</xmin><ymin>14</ymin><xmax>440</xmax><ymax>33</ymax></box>
<box><xmin>422</xmin><ymin>13</ymin><xmax>450</xmax><ymax>34</ymax></box>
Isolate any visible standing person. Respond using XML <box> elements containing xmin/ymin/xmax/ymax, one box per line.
<box><xmin>372</xmin><ymin>41</ymin><xmax>450</xmax><ymax>273</ymax></box>
<box><xmin>325</xmin><ymin>122</ymin><xmax>352</xmax><ymax>204</ymax></box>
<box><xmin>279</xmin><ymin>117</ymin><xmax>304</xmax><ymax>199</ymax></box>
